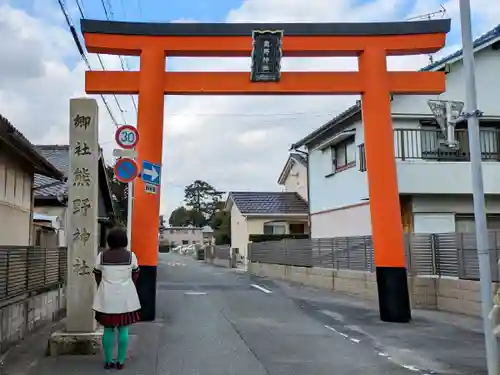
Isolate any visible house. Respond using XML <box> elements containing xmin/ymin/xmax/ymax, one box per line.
<box><xmin>225</xmin><ymin>191</ymin><xmax>309</xmax><ymax>261</ymax></box>
<box><xmin>32</xmin><ymin>213</ymin><xmax>59</xmax><ymax>248</ymax></box>
<box><xmin>291</xmin><ymin>24</ymin><xmax>500</xmax><ymax>237</ymax></box>
<box><xmin>33</xmin><ymin>145</ymin><xmax>117</xmax><ymax>247</ymax></box>
<box><xmin>160</xmin><ymin>226</ymin><xmax>204</xmax><ymax>246</ymax></box>
<box><xmin>277</xmin><ymin>152</ymin><xmax>308</xmax><ymax>201</ymax></box>
<box><xmin>0</xmin><ymin>115</ymin><xmax>64</xmax><ymax>245</ymax></box>
<box><xmin>202</xmin><ymin>225</ymin><xmax>215</xmax><ymax>245</ymax></box>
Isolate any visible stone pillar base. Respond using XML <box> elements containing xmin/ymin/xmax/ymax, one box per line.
<box><xmin>47</xmin><ymin>329</ymin><xmax>103</xmax><ymax>356</ymax></box>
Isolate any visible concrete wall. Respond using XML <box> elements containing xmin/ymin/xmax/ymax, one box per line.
<box><xmin>250</xmin><ymin>262</ymin><xmax>495</xmax><ymax>317</ymax></box>
<box><xmin>0</xmin><ymin>286</ymin><xmax>66</xmax><ymax>353</ymax></box>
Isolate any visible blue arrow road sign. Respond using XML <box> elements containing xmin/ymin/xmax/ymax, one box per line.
<box><xmin>141</xmin><ymin>160</ymin><xmax>161</xmax><ymax>186</ymax></box>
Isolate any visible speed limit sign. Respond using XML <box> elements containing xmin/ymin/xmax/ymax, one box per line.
<box><xmin>115</xmin><ymin>125</ymin><xmax>139</xmax><ymax>149</ymax></box>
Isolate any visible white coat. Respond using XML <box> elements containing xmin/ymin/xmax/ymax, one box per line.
<box><xmin>92</xmin><ymin>251</ymin><xmax>141</xmax><ymax>314</ymax></box>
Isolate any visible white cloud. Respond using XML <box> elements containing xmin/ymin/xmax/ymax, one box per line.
<box><xmin>0</xmin><ymin>0</ymin><xmax>498</xmax><ymax>219</ymax></box>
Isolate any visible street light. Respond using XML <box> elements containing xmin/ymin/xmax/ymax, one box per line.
<box><xmin>458</xmin><ymin>1</ymin><xmax>499</xmax><ymax>374</ymax></box>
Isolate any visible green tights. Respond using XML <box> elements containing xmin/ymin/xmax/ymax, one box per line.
<box><xmin>102</xmin><ymin>326</ymin><xmax>129</xmax><ymax>364</ymax></box>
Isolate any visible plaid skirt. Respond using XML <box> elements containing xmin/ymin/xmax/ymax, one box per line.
<box><xmin>95</xmin><ymin>311</ymin><xmax>141</xmax><ymax>328</ymax></box>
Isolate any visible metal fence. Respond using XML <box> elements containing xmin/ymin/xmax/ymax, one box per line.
<box><xmin>357</xmin><ymin>129</ymin><xmax>500</xmax><ymax>168</ymax></box>
<box><xmin>0</xmin><ymin>246</ymin><xmax>68</xmax><ymax>303</ymax></box>
<box><xmin>249</xmin><ymin>232</ymin><xmax>500</xmax><ymax>281</ymax></box>
<box><xmin>214</xmin><ymin>245</ymin><xmax>230</xmax><ymax>260</ymax></box>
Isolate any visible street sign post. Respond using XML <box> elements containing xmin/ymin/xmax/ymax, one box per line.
<box><xmin>114</xmin><ymin>125</ymin><xmax>140</xmax><ymax>250</ymax></box>
<box><xmin>115</xmin><ymin>125</ymin><xmax>139</xmax><ymax>149</ymax></box>
<box><xmin>114</xmin><ymin>157</ymin><xmax>138</xmax><ymax>184</ymax></box>
<box><xmin>141</xmin><ymin>160</ymin><xmax>161</xmax><ymax>186</ymax></box>
<box><xmin>113</xmin><ymin>148</ymin><xmax>138</xmax><ymax>158</ymax></box>
<box><xmin>144</xmin><ymin>184</ymin><xmax>158</xmax><ymax>194</ymax></box>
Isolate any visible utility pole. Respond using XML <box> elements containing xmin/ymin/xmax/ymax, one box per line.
<box><xmin>459</xmin><ymin>1</ymin><xmax>498</xmax><ymax>374</ymax></box>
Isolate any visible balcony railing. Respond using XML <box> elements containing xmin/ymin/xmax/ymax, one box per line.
<box><xmin>358</xmin><ymin>128</ymin><xmax>500</xmax><ymax>169</ymax></box>
<box><xmin>394</xmin><ymin>128</ymin><xmax>500</xmax><ymax>161</ymax></box>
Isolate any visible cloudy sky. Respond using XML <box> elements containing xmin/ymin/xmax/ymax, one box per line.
<box><xmin>1</xmin><ymin>0</ymin><xmax>499</xmax><ymax>218</ymax></box>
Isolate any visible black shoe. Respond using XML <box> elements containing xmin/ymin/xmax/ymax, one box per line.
<box><xmin>116</xmin><ymin>363</ymin><xmax>125</xmax><ymax>370</ymax></box>
<box><xmin>104</xmin><ymin>362</ymin><xmax>115</xmax><ymax>369</ymax></box>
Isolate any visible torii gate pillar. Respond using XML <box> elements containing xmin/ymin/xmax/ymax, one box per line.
<box><xmin>82</xmin><ymin>19</ymin><xmax>450</xmax><ymax>323</ymax></box>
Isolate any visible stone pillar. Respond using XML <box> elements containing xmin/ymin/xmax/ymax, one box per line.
<box><xmin>48</xmin><ymin>98</ymin><xmax>101</xmax><ymax>356</ymax></box>
<box><xmin>66</xmin><ymin>97</ymin><xmax>99</xmax><ymax>332</ymax></box>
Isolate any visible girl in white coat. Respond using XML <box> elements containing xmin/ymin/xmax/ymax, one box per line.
<box><xmin>93</xmin><ymin>227</ymin><xmax>141</xmax><ymax>370</ymax></box>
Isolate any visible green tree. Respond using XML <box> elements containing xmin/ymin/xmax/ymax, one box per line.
<box><xmin>184</xmin><ymin>180</ymin><xmax>223</xmax><ymax>224</ymax></box>
<box><xmin>169</xmin><ymin>206</ymin><xmax>190</xmax><ymax>227</ymax></box>
<box><xmin>187</xmin><ymin>209</ymin><xmax>206</xmax><ymax>227</ymax></box>
<box><xmin>105</xmin><ymin>165</ymin><xmax>128</xmax><ymax>225</ymax></box>
<box><xmin>210</xmin><ymin>202</ymin><xmax>231</xmax><ymax>245</ymax></box>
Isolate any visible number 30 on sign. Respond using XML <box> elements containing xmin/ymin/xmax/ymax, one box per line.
<box><xmin>115</xmin><ymin>125</ymin><xmax>139</xmax><ymax>149</ymax></box>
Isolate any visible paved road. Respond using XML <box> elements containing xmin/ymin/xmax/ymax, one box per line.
<box><xmin>7</xmin><ymin>253</ymin><xmax>486</xmax><ymax>375</ymax></box>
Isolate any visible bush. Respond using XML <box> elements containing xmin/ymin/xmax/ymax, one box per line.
<box><xmin>248</xmin><ymin>234</ymin><xmax>310</xmax><ymax>243</ymax></box>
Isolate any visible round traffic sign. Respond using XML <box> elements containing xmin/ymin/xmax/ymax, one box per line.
<box><xmin>115</xmin><ymin>125</ymin><xmax>139</xmax><ymax>149</ymax></box>
<box><xmin>114</xmin><ymin>158</ymin><xmax>138</xmax><ymax>183</ymax></box>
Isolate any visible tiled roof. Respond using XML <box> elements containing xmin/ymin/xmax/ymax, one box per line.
<box><xmin>0</xmin><ymin>115</ymin><xmax>64</xmax><ymax>180</ymax></box>
<box><xmin>33</xmin><ymin>144</ymin><xmax>117</xmax><ymax>221</ymax></box>
<box><xmin>423</xmin><ymin>23</ymin><xmax>500</xmax><ymax>72</ymax></box>
<box><xmin>33</xmin><ymin>145</ymin><xmax>69</xmax><ymax>198</ymax></box>
<box><xmin>291</xmin><ymin>23</ymin><xmax>500</xmax><ymax>149</ymax></box>
<box><xmin>228</xmin><ymin>191</ymin><xmax>308</xmax><ymax>215</ymax></box>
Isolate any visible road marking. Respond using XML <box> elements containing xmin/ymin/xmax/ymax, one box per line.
<box><xmin>166</xmin><ymin>261</ymin><xmax>186</xmax><ymax>267</ymax></box>
<box><xmin>324</xmin><ymin>325</ymin><xmax>362</xmax><ymax>344</ymax></box>
<box><xmin>184</xmin><ymin>291</ymin><xmax>207</xmax><ymax>295</ymax></box>
<box><xmin>250</xmin><ymin>284</ymin><xmax>272</xmax><ymax>294</ymax></box>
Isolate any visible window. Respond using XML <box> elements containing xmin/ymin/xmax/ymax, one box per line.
<box><xmin>263</xmin><ymin>223</ymin><xmax>287</xmax><ymax>235</ymax></box>
<box><xmin>456</xmin><ymin>215</ymin><xmax>500</xmax><ymax>232</ymax></box>
<box><xmin>330</xmin><ymin>137</ymin><xmax>356</xmax><ymax>173</ymax></box>
<box><xmin>182</xmin><ymin>240</ymin><xmax>189</xmax><ymax>245</ymax></box>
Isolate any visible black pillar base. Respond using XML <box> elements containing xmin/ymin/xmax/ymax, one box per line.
<box><xmin>137</xmin><ymin>265</ymin><xmax>157</xmax><ymax>322</ymax></box>
<box><xmin>376</xmin><ymin>266</ymin><xmax>412</xmax><ymax>323</ymax></box>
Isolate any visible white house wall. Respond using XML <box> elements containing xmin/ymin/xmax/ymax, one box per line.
<box><xmin>283</xmin><ymin>161</ymin><xmax>308</xmax><ymax>201</ymax></box>
<box><xmin>310</xmin><ymin>203</ymin><xmax>371</xmax><ymax>238</ymax></box>
<box><xmin>390</xmin><ymin>47</ymin><xmax>500</xmax><ymax>117</ymax></box>
<box><xmin>0</xmin><ymin>153</ymin><xmax>33</xmax><ymax>246</ymax></box>
<box><xmin>308</xmin><ymin>119</ymin><xmax>368</xmax><ymax>214</ymax></box>
<box><xmin>230</xmin><ymin>204</ymin><xmax>248</xmax><ymax>261</ymax></box>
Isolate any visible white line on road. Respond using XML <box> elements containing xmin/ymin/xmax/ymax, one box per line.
<box><xmin>184</xmin><ymin>291</ymin><xmax>207</xmax><ymax>295</ymax></box>
<box><xmin>325</xmin><ymin>325</ymin><xmax>349</xmax><ymax>338</ymax></box>
<box><xmin>250</xmin><ymin>284</ymin><xmax>272</xmax><ymax>294</ymax></box>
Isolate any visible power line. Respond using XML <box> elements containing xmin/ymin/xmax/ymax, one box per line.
<box><xmin>56</xmin><ymin>0</ymin><xmax>120</xmax><ymax>127</ymax></box>
<box><xmin>99</xmin><ymin>0</ymin><xmax>139</xmax><ymax>116</ymax></box>
<box><xmin>163</xmin><ymin>111</ymin><xmax>340</xmax><ymax>118</ymax></box>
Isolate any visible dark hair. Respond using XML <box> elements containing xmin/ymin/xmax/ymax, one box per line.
<box><xmin>106</xmin><ymin>227</ymin><xmax>128</xmax><ymax>249</ymax></box>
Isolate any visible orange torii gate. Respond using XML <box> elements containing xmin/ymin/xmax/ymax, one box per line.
<box><xmin>82</xmin><ymin>19</ymin><xmax>450</xmax><ymax>323</ymax></box>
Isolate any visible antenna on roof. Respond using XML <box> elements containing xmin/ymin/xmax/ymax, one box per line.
<box><xmin>406</xmin><ymin>4</ymin><xmax>448</xmax><ymax>64</ymax></box>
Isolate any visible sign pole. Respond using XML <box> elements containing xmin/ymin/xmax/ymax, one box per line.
<box><xmin>126</xmin><ymin>150</ymin><xmax>135</xmax><ymax>250</ymax></box>
<box><xmin>113</xmin><ymin>125</ymin><xmax>140</xmax><ymax>249</ymax></box>
<box><xmin>459</xmin><ymin>1</ymin><xmax>498</xmax><ymax>374</ymax></box>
